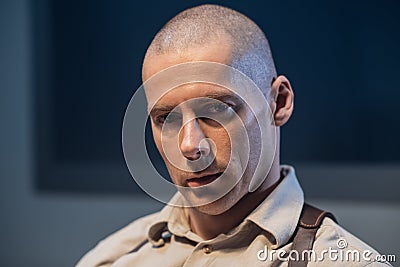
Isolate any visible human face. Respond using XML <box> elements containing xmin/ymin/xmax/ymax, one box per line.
<box><xmin>143</xmin><ymin>43</ymin><xmax>266</xmax><ymax>215</ymax></box>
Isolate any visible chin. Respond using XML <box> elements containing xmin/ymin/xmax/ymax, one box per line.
<box><xmin>193</xmin><ymin>190</ymin><xmax>241</xmax><ymax>215</ymax></box>
<box><xmin>194</xmin><ymin>202</ymin><xmax>231</xmax><ymax>215</ymax></box>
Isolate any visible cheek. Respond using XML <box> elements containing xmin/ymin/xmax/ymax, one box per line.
<box><xmin>150</xmin><ymin>130</ymin><xmax>181</xmax><ymax>184</ymax></box>
<box><xmin>152</xmin><ymin>129</ymin><xmax>174</xmax><ymax>170</ymax></box>
<box><xmin>245</xmin><ymin>124</ymin><xmax>262</xmax><ymax>179</ymax></box>
<box><xmin>214</xmin><ymin>127</ymin><xmax>249</xmax><ymax>175</ymax></box>
<box><xmin>208</xmin><ymin>128</ymin><xmax>231</xmax><ymax>161</ymax></box>
<box><xmin>151</xmin><ymin>130</ymin><xmax>164</xmax><ymax>157</ymax></box>
<box><xmin>229</xmin><ymin>119</ymin><xmax>262</xmax><ymax>180</ymax></box>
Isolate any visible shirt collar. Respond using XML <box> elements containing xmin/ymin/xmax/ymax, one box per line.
<box><xmin>147</xmin><ymin>165</ymin><xmax>304</xmax><ymax>248</ymax></box>
<box><xmin>245</xmin><ymin>165</ymin><xmax>304</xmax><ymax>249</ymax></box>
<box><xmin>147</xmin><ymin>193</ymin><xmax>193</xmax><ymax>246</ymax></box>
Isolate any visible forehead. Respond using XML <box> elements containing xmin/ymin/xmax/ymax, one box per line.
<box><xmin>143</xmin><ymin>41</ymin><xmax>237</xmax><ymax>110</ymax></box>
<box><xmin>142</xmin><ymin>35</ymin><xmax>233</xmax><ymax>82</ymax></box>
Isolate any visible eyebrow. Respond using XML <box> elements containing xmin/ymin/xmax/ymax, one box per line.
<box><xmin>204</xmin><ymin>92</ymin><xmax>238</xmax><ymax>100</ymax></box>
<box><xmin>149</xmin><ymin>105</ymin><xmax>177</xmax><ymax>116</ymax></box>
<box><xmin>149</xmin><ymin>91</ymin><xmax>242</xmax><ymax>116</ymax></box>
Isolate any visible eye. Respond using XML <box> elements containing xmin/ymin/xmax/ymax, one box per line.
<box><xmin>199</xmin><ymin>101</ymin><xmax>236</xmax><ymax>126</ymax></box>
<box><xmin>205</xmin><ymin>102</ymin><xmax>231</xmax><ymax>113</ymax></box>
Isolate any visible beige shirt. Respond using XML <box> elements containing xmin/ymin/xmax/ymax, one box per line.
<box><xmin>77</xmin><ymin>166</ymin><xmax>391</xmax><ymax>266</ymax></box>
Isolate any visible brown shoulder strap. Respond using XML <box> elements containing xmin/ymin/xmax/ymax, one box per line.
<box><xmin>288</xmin><ymin>203</ymin><xmax>337</xmax><ymax>267</ymax></box>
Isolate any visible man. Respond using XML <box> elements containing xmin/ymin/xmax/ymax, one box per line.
<box><xmin>77</xmin><ymin>4</ymin><xmax>390</xmax><ymax>266</ymax></box>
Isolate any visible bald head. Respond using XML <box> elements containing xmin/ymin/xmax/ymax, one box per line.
<box><xmin>143</xmin><ymin>4</ymin><xmax>277</xmax><ymax>96</ymax></box>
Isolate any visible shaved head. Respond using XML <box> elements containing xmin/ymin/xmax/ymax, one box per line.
<box><xmin>143</xmin><ymin>4</ymin><xmax>277</xmax><ymax>97</ymax></box>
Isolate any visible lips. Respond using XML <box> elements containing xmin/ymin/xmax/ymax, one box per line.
<box><xmin>186</xmin><ymin>172</ymin><xmax>223</xmax><ymax>187</ymax></box>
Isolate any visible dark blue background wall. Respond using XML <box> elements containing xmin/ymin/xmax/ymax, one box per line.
<box><xmin>34</xmin><ymin>0</ymin><xmax>400</xmax><ymax>198</ymax></box>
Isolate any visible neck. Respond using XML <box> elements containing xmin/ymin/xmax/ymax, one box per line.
<box><xmin>185</xmin><ymin>163</ymin><xmax>281</xmax><ymax>240</ymax></box>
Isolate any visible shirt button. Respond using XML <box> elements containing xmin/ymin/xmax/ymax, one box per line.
<box><xmin>202</xmin><ymin>245</ymin><xmax>213</xmax><ymax>254</ymax></box>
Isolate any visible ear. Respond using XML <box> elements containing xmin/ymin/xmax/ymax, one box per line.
<box><xmin>270</xmin><ymin>75</ymin><xmax>294</xmax><ymax>126</ymax></box>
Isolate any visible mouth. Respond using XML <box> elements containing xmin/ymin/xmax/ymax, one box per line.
<box><xmin>186</xmin><ymin>172</ymin><xmax>223</xmax><ymax>188</ymax></box>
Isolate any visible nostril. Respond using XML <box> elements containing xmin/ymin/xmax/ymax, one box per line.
<box><xmin>198</xmin><ymin>139</ymin><xmax>211</xmax><ymax>157</ymax></box>
<box><xmin>180</xmin><ymin>139</ymin><xmax>211</xmax><ymax>161</ymax></box>
<box><xmin>181</xmin><ymin>140</ymin><xmax>206</xmax><ymax>161</ymax></box>
<box><xmin>185</xmin><ymin>150</ymin><xmax>202</xmax><ymax>161</ymax></box>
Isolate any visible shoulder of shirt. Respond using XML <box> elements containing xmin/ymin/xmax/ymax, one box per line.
<box><xmin>76</xmin><ymin>211</ymin><xmax>160</xmax><ymax>267</ymax></box>
<box><xmin>310</xmin><ymin>217</ymin><xmax>392</xmax><ymax>266</ymax></box>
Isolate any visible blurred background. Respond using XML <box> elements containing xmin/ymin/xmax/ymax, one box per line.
<box><xmin>1</xmin><ymin>0</ymin><xmax>399</xmax><ymax>266</ymax></box>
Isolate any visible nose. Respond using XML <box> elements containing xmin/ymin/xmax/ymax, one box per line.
<box><xmin>179</xmin><ymin>119</ymin><xmax>210</xmax><ymax>160</ymax></box>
